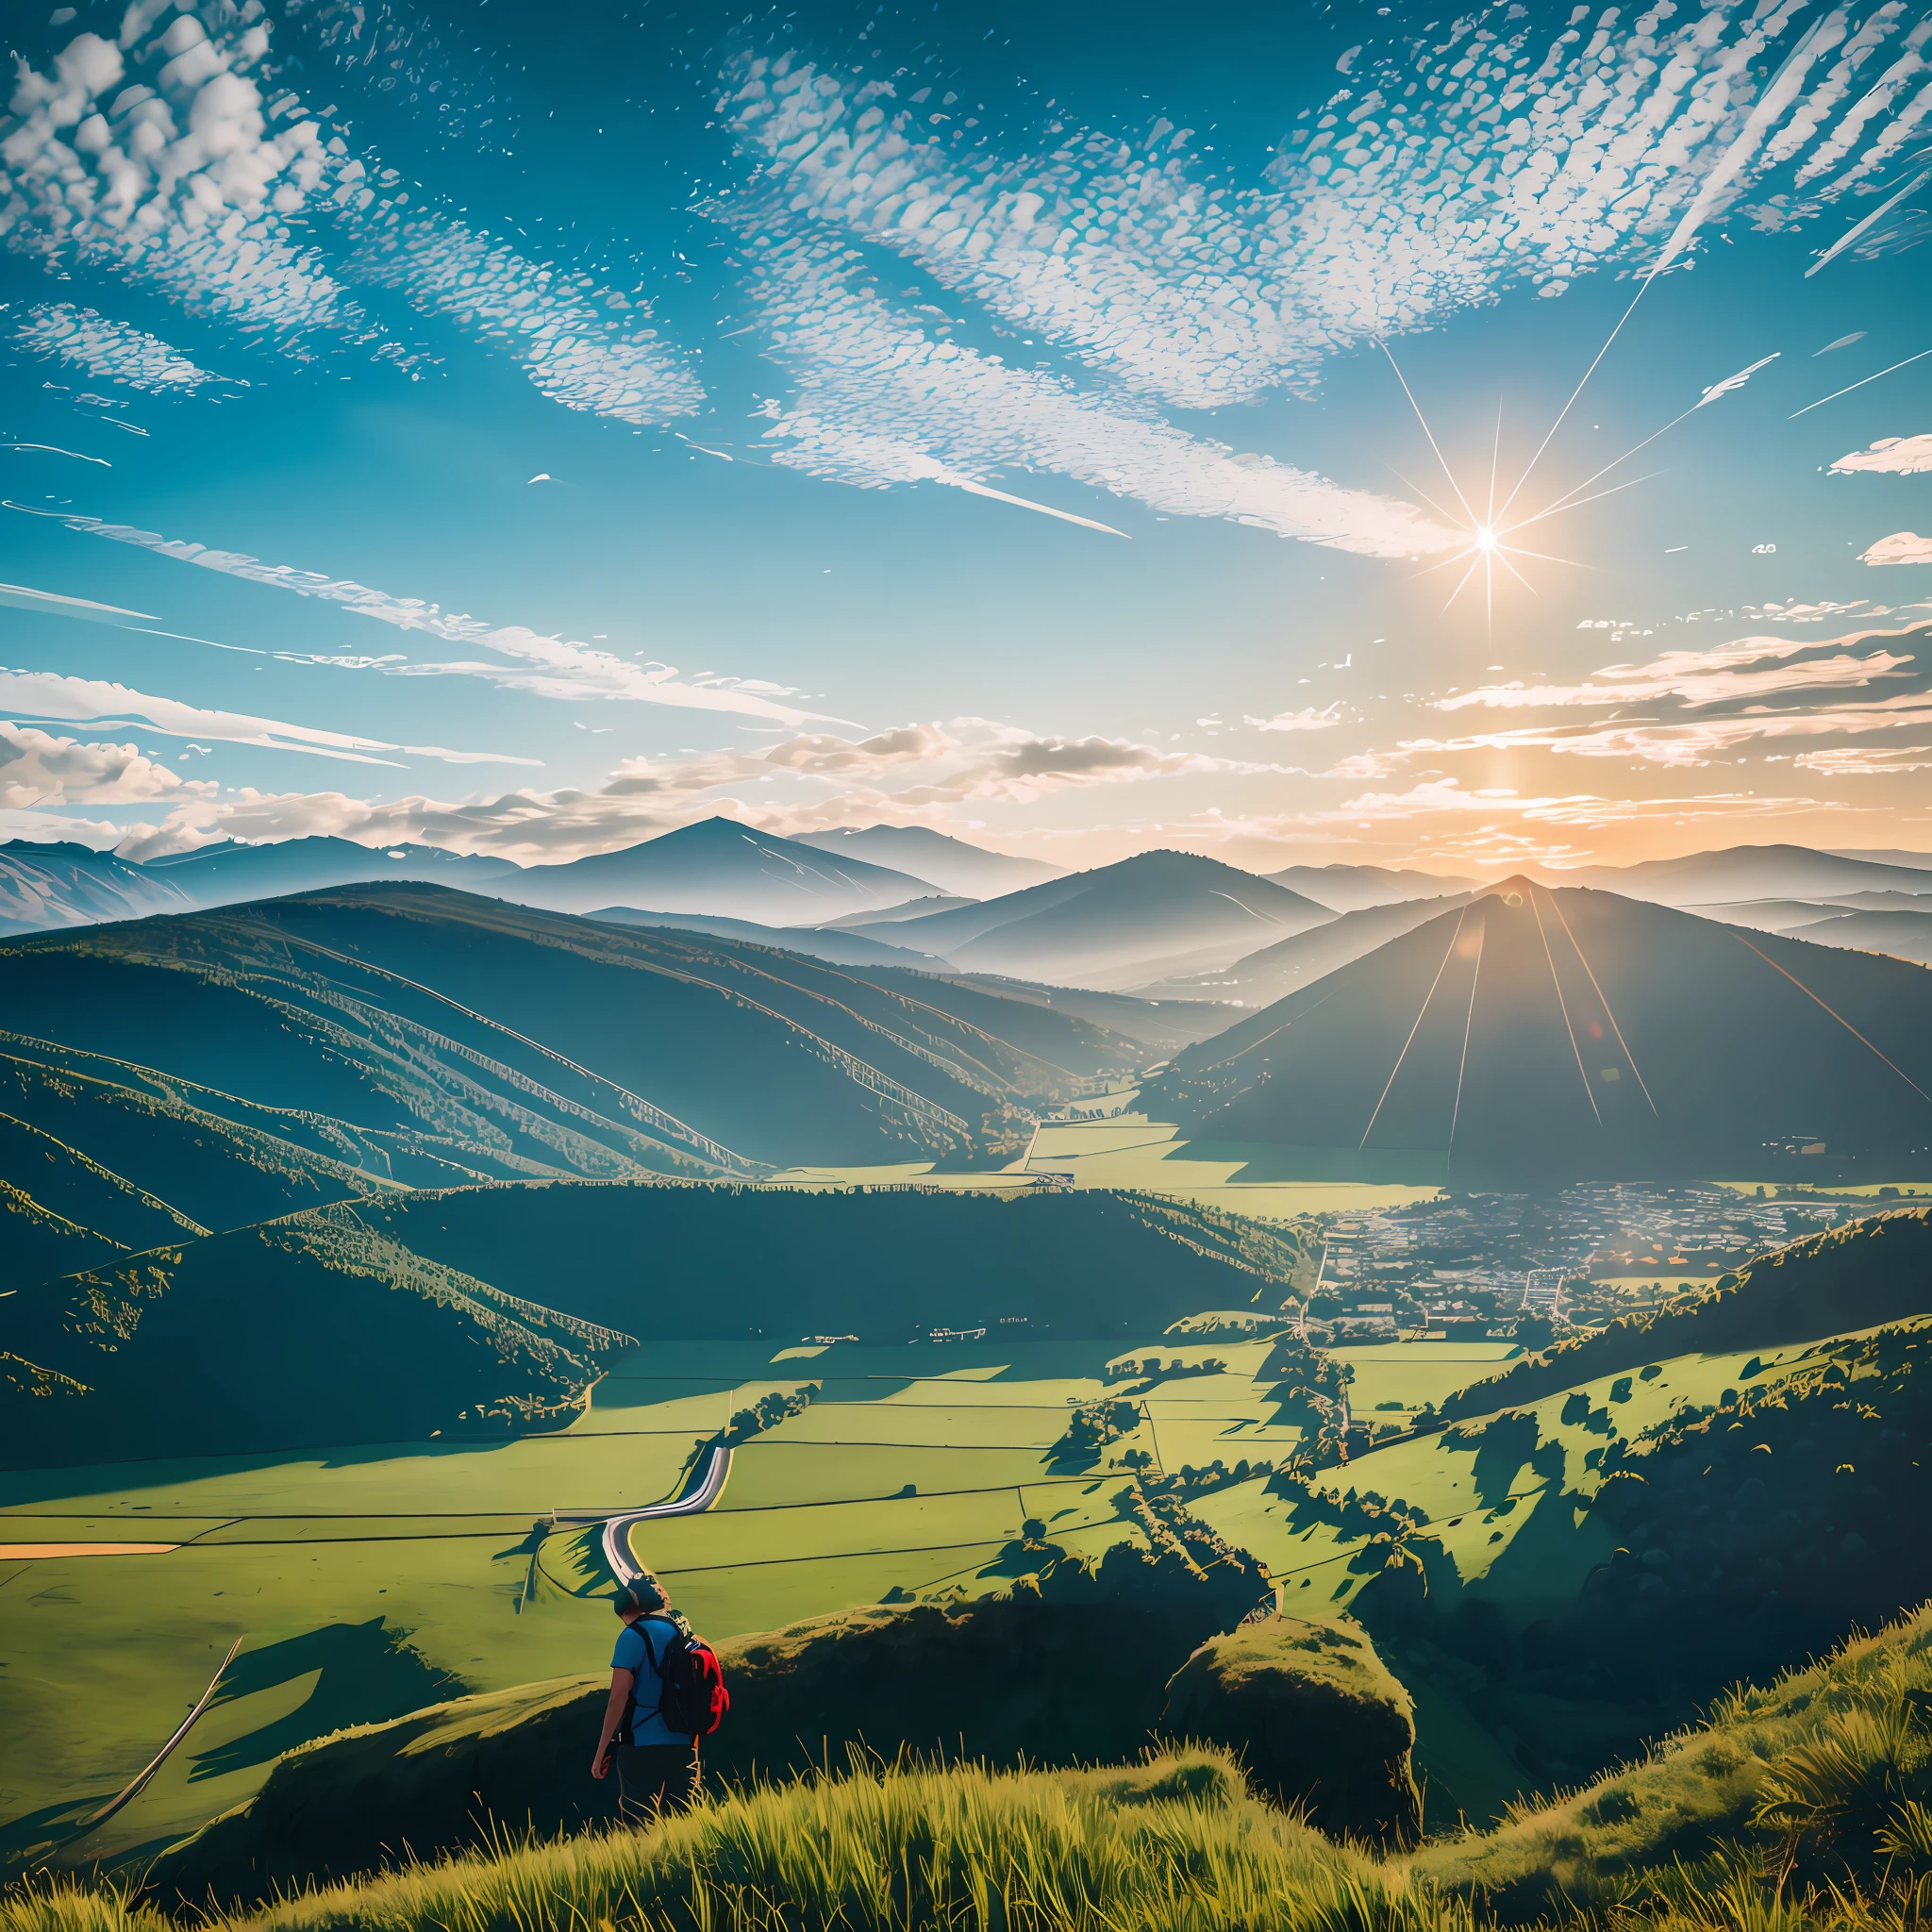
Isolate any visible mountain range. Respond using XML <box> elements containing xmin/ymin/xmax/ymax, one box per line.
<box><xmin>1144</xmin><ymin>877</ymin><xmax>1932</xmax><ymax>1186</ymax></box>
<box><xmin>792</xmin><ymin>824</ymin><xmax>1062</xmax><ymax>898</ymax></box>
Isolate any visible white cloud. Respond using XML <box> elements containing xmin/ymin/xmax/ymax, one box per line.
<box><xmin>719</xmin><ymin>200</ymin><xmax>1456</xmax><ymax>558</ymax></box>
<box><xmin>1794</xmin><ymin>744</ymin><xmax>1932</xmax><ymax>775</ymax></box>
<box><xmin>1864</xmin><ymin>532</ymin><xmax>1932</xmax><ymax>566</ymax></box>
<box><xmin>33</xmin><ymin>510</ymin><xmax>825</xmax><ymax>727</ymax></box>
<box><xmin>0</xmin><ymin>721</ymin><xmax>207</xmax><ymax>808</ymax></box>
<box><xmin>10</xmin><ymin>302</ymin><xmax>239</xmax><ymax>391</ymax></box>
<box><xmin>0</xmin><ymin>668</ymin><xmax>536</xmax><ymax>768</ymax></box>
<box><xmin>1247</xmin><ymin>705</ymin><xmax>1346</xmax><ymax>733</ymax></box>
<box><xmin>106</xmin><ymin>719</ymin><xmax>1291</xmax><ymax>862</ymax></box>
<box><xmin>1834</xmin><ymin>436</ymin><xmax>1932</xmax><ymax>476</ymax></box>
<box><xmin>720</xmin><ymin>6</ymin><xmax>1932</xmax><ymax>422</ymax></box>
<box><xmin>1435</xmin><ymin>633</ymin><xmax>1919</xmax><ymax>712</ymax></box>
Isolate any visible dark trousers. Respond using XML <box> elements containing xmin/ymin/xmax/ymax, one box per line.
<box><xmin>616</xmin><ymin>1741</ymin><xmax>700</xmax><ymax>1824</ymax></box>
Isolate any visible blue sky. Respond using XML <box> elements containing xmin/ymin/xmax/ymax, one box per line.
<box><xmin>2</xmin><ymin>0</ymin><xmax>1930</xmax><ymax>877</ymax></box>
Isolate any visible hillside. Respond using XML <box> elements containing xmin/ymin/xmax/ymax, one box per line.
<box><xmin>1142</xmin><ymin>893</ymin><xmax>1471</xmax><ymax>1003</ymax></box>
<box><xmin>1439</xmin><ymin>1208</ymin><xmax>1932</xmax><ymax>1419</ymax></box>
<box><xmin>794</xmin><ymin>824</ymin><xmax>1062</xmax><ymax>898</ymax></box>
<box><xmin>3</xmin><ymin>1178</ymin><xmax>1307</xmax><ymax>1465</ymax></box>
<box><xmin>510</xmin><ymin>817</ymin><xmax>939</xmax><ymax>922</ymax></box>
<box><xmin>1784</xmin><ymin>907</ymin><xmax>1932</xmax><ymax>962</ymax></box>
<box><xmin>142</xmin><ymin>838</ymin><xmax>522</xmax><ymax>908</ymax></box>
<box><xmin>1268</xmin><ymin>862</ymin><xmax>1476</xmax><ymax>910</ymax></box>
<box><xmin>2</xmin><ymin>1203</ymin><xmax>636</xmax><ymax>1465</ymax></box>
<box><xmin>1566</xmin><ymin>841</ymin><xmax>1932</xmax><ymax>907</ymax></box>
<box><xmin>586</xmin><ymin>904</ymin><xmax>941</xmax><ymax>966</ymax></box>
<box><xmin>856</xmin><ymin>851</ymin><xmax>1336</xmax><ymax>988</ymax></box>
<box><xmin>0</xmin><ymin>886</ymin><xmax>1151</xmax><ymax>1179</ymax></box>
<box><xmin>1144</xmin><ymin>878</ymin><xmax>1932</xmax><ymax>1185</ymax></box>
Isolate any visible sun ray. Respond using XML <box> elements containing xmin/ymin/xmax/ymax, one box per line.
<box><xmin>1500</xmin><ymin>470</ymin><xmax>1669</xmax><ymax>536</ymax></box>
<box><xmin>1441</xmin><ymin>554</ymin><xmax>1485</xmax><ymax>611</ymax></box>
<box><xmin>1381</xmin><ymin>342</ymin><xmax>1483</xmax><ymax>525</ymax></box>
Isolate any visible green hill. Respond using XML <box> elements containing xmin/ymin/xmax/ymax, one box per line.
<box><xmin>1145</xmin><ymin>878</ymin><xmax>1932</xmax><ymax>1185</ymax></box>
<box><xmin>1440</xmin><ymin>1208</ymin><xmax>1932</xmax><ymax>1419</ymax></box>
<box><xmin>0</xmin><ymin>1107</ymin><xmax>204</xmax><ymax>1257</ymax></box>
<box><xmin>3</xmin><ymin>1180</ymin><xmax>1306</xmax><ymax>1466</ymax></box>
<box><xmin>2</xmin><ymin>1206</ymin><xmax>636</xmax><ymax>1465</ymax></box>
<box><xmin>0</xmin><ymin>1049</ymin><xmax>387</xmax><ymax>1236</ymax></box>
<box><xmin>0</xmin><ymin>887</ymin><xmax>1149</xmax><ymax>1182</ymax></box>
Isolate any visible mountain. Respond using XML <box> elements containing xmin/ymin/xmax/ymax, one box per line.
<box><xmin>1135</xmin><ymin>893</ymin><xmax>1474</xmax><ymax>1004</ymax></box>
<box><xmin>816</xmin><ymin>894</ymin><xmax>980</xmax><ymax>928</ymax></box>
<box><xmin>142</xmin><ymin>836</ymin><xmax>523</xmax><ymax>906</ymax></box>
<box><xmin>1559</xmin><ymin>843</ymin><xmax>1932</xmax><ymax>907</ymax></box>
<box><xmin>0</xmin><ymin>886</ymin><xmax>1148</xmax><ymax>1189</ymax></box>
<box><xmin>1781</xmin><ymin>908</ymin><xmax>1932</xmax><ymax>964</ymax></box>
<box><xmin>918</xmin><ymin>974</ymin><xmax>1241</xmax><ymax>1053</ymax></box>
<box><xmin>509</xmin><ymin>817</ymin><xmax>941</xmax><ymax>923</ymax></box>
<box><xmin>793</xmin><ymin>825</ymin><xmax>1062</xmax><ymax>899</ymax></box>
<box><xmin>850</xmin><ymin>851</ymin><xmax>1336</xmax><ymax>989</ymax></box>
<box><xmin>0</xmin><ymin>841</ymin><xmax>194</xmax><ymax>936</ymax></box>
<box><xmin>4</xmin><ymin>1178</ymin><xmax>1307</xmax><ymax>1466</ymax></box>
<box><xmin>1829</xmin><ymin>849</ymin><xmax>1932</xmax><ymax>870</ymax></box>
<box><xmin>1266</xmin><ymin>862</ymin><xmax>1478</xmax><ymax>912</ymax></box>
<box><xmin>1143</xmin><ymin>877</ymin><xmax>1932</xmax><ymax>1186</ymax></box>
<box><xmin>586</xmin><ymin>905</ymin><xmax>944</xmax><ymax>967</ymax></box>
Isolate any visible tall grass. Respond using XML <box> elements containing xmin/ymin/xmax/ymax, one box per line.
<box><xmin>3</xmin><ymin>1754</ymin><xmax>1464</xmax><ymax>1932</ymax></box>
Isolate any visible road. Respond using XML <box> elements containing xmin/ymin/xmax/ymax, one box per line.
<box><xmin>553</xmin><ymin>1443</ymin><xmax>734</xmax><ymax>1586</ymax></box>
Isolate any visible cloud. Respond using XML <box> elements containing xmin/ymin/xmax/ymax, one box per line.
<box><xmin>0</xmin><ymin>722</ymin><xmax>207</xmax><ymax>808</ymax></box>
<box><xmin>716</xmin><ymin>199</ymin><xmax>1455</xmax><ymax>558</ymax></box>
<box><xmin>0</xmin><ymin>580</ymin><xmax>157</xmax><ymax>626</ymax></box>
<box><xmin>720</xmin><ymin>5</ymin><xmax>1931</xmax><ymax>423</ymax></box>
<box><xmin>1434</xmin><ymin>632</ymin><xmax>1920</xmax><ymax>712</ymax></box>
<box><xmin>1792</xmin><ymin>745</ymin><xmax>1932</xmax><ymax>776</ymax></box>
<box><xmin>1834</xmin><ymin>436</ymin><xmax>1932</xmax><ymax>476</ymax></box>
<box><xmin>28</xmin><ymin>509</ymin><xmax>826</xmax><ymax>727</ymax></box>
<box><xmin>1309</xmin><ymin>775</ymin><xmax>1846</xmax><ymax>833</ymax></box>
<box><xmin>10</xmin><ymin>303</ymin><xmax>239</xmax><ymax>391</ymax></box>
<box><xmin>1247</xmin><ymin>705</ymin><xmax>1346</xmax><ymax>733</ymax></box>
<box><xmin>0</xmin><ymin>668</ymin><xmax>536</xmax><ymax>768</ymax></box>
<box><xmin>105</xmin><ymin>719</ymin><xmax>1290</xmax><ymax>862</ymax></box>
<box><xmin>1864</xmin><ymin>532</ymin><xmax>1932</xmax><ymax>566</ymax></box>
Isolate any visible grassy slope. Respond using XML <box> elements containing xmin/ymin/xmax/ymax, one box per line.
<box><xmin>0</xmin><ymin>1053</ymin><xmax>384</xmax><ymax>1236</ymax></box>
<box><xmin>3</xmin><ymin>1208</ymin><xmax>636</xmax><ymax>1464</ymax></box>
<box><xmin>1439</xmin><ymin>1208</ymin><xmax>1932</xmax><ymax>1419</ymax></box>
<box><xmin>0</xmin><ymin>1109</ymin><xmax>205</xmax><ymax>1257</ymax></box>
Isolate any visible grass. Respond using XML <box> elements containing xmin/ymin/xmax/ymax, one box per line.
<box><xmin>8</xmin><ymin>1752</ymin><xmax>1452</xmax><ymax>1932</ymax></box>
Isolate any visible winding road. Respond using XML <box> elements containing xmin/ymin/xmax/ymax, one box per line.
<box><xmin>554</xmin><ymin>1443</ymin><xmax>734</xmax><ymax>1586</ymax></box>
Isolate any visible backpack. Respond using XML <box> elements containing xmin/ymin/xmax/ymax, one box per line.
<box><xmin>625</xmin><ymin>1620</ymin><xmax>730</xmax><ymax>1740</ymax></box>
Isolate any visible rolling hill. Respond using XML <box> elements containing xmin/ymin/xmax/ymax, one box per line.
<box><xmin>0</xmin><ymin>887</ymin><xmax>1151</xmax><ymax>1201</ymax></box>
<box><xmin>3</xmin><ymin>1179</ymin><xmax>1307</xmax><ymax>1465</ymax></box>
<box><xmin>585</xmin><ymin>905</ymin><xmax>943</xmax><ymax>966</ymax></box>
<box><xmin>1267</xmin><ymin>862</ymin><xmax>1476</xmax><ymax>911</ymax></box>
<box><xmin>1136</xmin><ymin>893</ymin><xmax>1472</xmax><ymax>1003</ymax></box>
<box><xmin>794</xmin><ymin>824</ymin><xmax>1062</xmax><ymax>898</ymax></box>
<box><xmin>1563</xmin><ymin>842</ymin><xmax>1932</xmax><ymax>907</ymax></box>
<box><xmin>847</xmin><ymin>851</ymin><xmax>1336</xmax><ymax>988</ymax></box>
<box><xmin>142</xmin><ymin>837</ymin><xmax>522</xmax><ymax>906</ymax></box>
<box><xmin>509</xmin><ymin>817</ymin><xmax>940</xmax><ymax>922</ymax></box>
<box><xmin>1781</xmin><ymin>908</ymin><xmax>1932</xmax><ymax>963</ymax></box>
<box><xmin>1143</xmin><ymin>877</ymin><xmax>1932</xmax><ymax>1185</ymax></box>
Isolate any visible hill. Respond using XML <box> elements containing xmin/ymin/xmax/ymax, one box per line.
<box><xmin>1267</xmin><ymin>862</ymin><xmax>1476</xmax><ymax>911</ymax></box>
<box><xmin>585</xmin><ymin>905</ymin><xmax>941</xmax><ymax>967</ymax></box>
<box><xmin>0</xmin><ymin>841</ymin><xmax>192</xmax><ymax>937</ymax></box>
<box><xmin>1139</xmin><ymin>894</ymin><xmax>1472</xmax><ymax>1004</ymax></box>
<box><xmin>0</xmin><ymin>885</ymin><xmax>1150</xmax><ymax>1178</ymax></box>
<box><xmin>141</xmin><ymin>838</ymin><xmax>522</xmax><ymax>907</ymax></box>
<box><xmin>509</xmin><ymin>817</ymin><xmax>940</xmax><ymax>923</ymax></box>
<box><xmin>1564</xmin><ymin>841</ymin><xmax>1932</xmax><ymax>907</ymax></box>
<box><xmin>1440</xmin><ymin>1208</ymin><xmax>1932</xmax><ymax>1419</ymax></box>
<box><xmin>858</xmin><ymin>851</ymin><xmax>1336</xmax><ymax>988</ymax></box>
<box><xmin>1783</xmin><ymin>908</ymin><xmax>1932</xmax><ymax>963</ymax></box>
<box><xmin>794</xmin><ymin>824</ymin><xmax>1062</xmax><ymax>898</ymax></box>
<box><xmin>3</xmin><ymin>1179</ymin><xmax>1307</xmax><ymax>1465</ymax></box>
<box><xmin>2</xmin><ymin>1202</ymin><xmax>637</xmax><ymax>1464</ymax></box>
<box><xmin>1143</xmin><ymin>877</ymin><xmax>1932</xmax><ymax>1185</ymax></box>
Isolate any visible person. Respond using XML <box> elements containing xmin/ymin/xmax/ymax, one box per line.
<box><xmin>591</xmin><ymin>1574</ymin><xmax>700</xmax><ymax>1822</ymax></box>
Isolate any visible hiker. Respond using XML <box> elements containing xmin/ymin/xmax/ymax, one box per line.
<box><xmin>591</xmin><ymin>1574</ymin><xmax>702</xmax><ymax>1822</ymax></box>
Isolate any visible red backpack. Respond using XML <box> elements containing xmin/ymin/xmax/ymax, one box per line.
<box><xmin>627</xmin><ymin>1622</ymin><xmax>730</xmax><ymax>1740</ymax></box>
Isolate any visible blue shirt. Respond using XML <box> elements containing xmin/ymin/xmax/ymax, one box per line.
<box><xmin>612</xmin><ymin>1616</ymin><xmax>691</xmax><ymax>1746</ymax></box>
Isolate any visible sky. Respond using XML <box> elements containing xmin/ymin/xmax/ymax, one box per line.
<box><xmin>1</xmin><ymin>0</ymin><xmax>1930</xmax><ymax>879</ymax></box>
